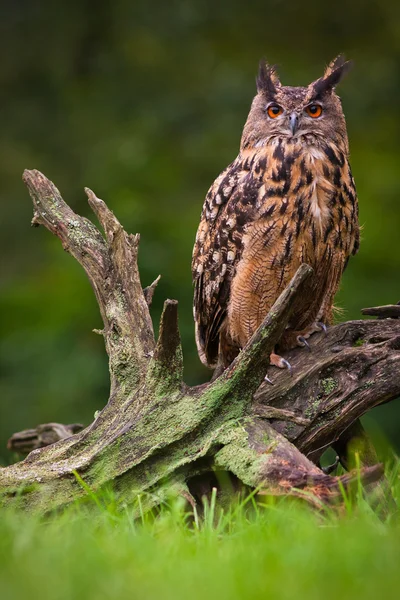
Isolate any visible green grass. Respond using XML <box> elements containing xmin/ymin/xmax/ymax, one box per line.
<box><xmin>1</xmin><ymin>464</ymin><xmax>400</xmax><ymax>600</ymax></box>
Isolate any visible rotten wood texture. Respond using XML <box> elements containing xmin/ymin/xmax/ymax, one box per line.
<box><xmin>7</xmin><ymin>423</ymin><xmax>83</xmax><ymax>455</ymax></box>
<box><xmin>1</xmin><ymin>170</ymin><xmax>397</xmax><ymax>515</ymax></box>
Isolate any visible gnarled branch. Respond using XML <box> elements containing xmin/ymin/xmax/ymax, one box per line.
<box><xmin>254</xmin><ymin>318</ymin><xmax>400</xmax><ymax>461</ymax></box>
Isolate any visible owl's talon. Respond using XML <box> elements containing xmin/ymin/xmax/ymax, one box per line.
<box><xmin>269</xmin><ymin>353</ymin><xmax>292</xmax><ymax>375</ymax></box>
<box><xmin>280</xmin><ymin>358</ymin><xmax>292</xmax><ymax>374</ymax></box>
<box><xmin>297</xmin><ymin>336</ymin><xmax>311</xmax><ymax>351</ymax></box>
<box><xmin>264</xmin><ymin>375</ymin><xmax>274</xmax><ymax>385</ymax></box>
<box><xmin>275</xmin><ymin>357</ymin><xmax>293</xmax><ymax>375</ymax></box>
<box><xmin>316</xmin><ymin>322</ymin><xmax>328</xmax><ymax>334</ymax></box>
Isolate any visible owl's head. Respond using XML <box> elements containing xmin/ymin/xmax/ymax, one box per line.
<box><xmin>241</xmin><ymin>56</ymin><xmax>352</xmax><ymax>151</ymax></box>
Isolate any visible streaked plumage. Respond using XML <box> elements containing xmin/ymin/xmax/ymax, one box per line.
<box><xmin>192</xmin><ymin>56</ymin><xmax>359</xmax><ymax>370</ymax></box>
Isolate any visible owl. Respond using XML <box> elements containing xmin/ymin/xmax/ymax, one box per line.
<box><xmin>192</xmin><ymin>56</ymin><xmax>359</xmax><ymax>373</ymax></box>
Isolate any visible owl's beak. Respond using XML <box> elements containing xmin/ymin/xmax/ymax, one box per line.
<box><xmin>289</xmin><ymin>113</ymin><xmax>299</xmax><ymax>135</ymax></box>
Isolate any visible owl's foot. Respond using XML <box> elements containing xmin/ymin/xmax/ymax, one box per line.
<box><xmin>269</xmin><ymin>352</ymin><xmax>292</xmax><ymax>374</ymax></box>
<box><xmin>297</xmin><ymin>335</ymin><xmax>311</xmax><ymax>351</ymax></box>
<box><xmin>265</xmin><ymin>324</ymin><xmax>327</xmax><ymax>383</ymax></box>
<box><xmin>296</xmin><ymin>322</ymin><xmax>328</xmax><ymax>350</ymax></box>
<box><xmin>264</xmin><ymin>352</ymin><xmax>292</xmax><ymax>384</ymax></box>
<box><xmin>269</xmin><ymin>352</ymin><xmax>292</xmax><ymax>373</ymax></box>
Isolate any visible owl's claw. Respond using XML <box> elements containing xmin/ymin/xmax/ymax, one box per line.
<box><xmin>280</xmin><ymin>358</ymin><xmax>293</xmax><ymax>373</ymax></box>
<box><xmin>269</xmin><ymin>352</ymin><xmax>292</xmax><ymax>375</ymax></box>
<box><xmin>264</xmin><ymin>375</ymin><xmax>274</xmax><ymax>385</ymax></box>
<box><xmin>297</xmin><ymin>336</ymin><xmax>311</xmax><ymax>351</ymax></box>
<box><xmin>316</xmin><ymin>322</ymin><xmax>328</xmax><ymax>334</ymax></box>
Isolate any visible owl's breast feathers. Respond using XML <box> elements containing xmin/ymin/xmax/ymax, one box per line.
<box><xmin>192</xmin><ymin>138</ymin><xmax>359</xmax><ymax>368</ymax></box>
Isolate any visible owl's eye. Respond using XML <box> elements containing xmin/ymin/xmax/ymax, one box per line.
<box><xmin>267</xmin><ymin>104</ymin><xmax>283</xmax><ymax>118</ymax></box>
<box><xmin>306</xmin><ymin>104</ymin><xmax>323</xmax><ymax>118</ymax></box>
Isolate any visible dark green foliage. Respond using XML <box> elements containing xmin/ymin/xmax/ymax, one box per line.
<box><xmin>1</xmin><ymin>473</ymin><xmax>400</xmax><ymax>600</ymax></box>
<box><xmin>1</xmin><ymin>0</ymin><xmax>400</xmax><ymax>462</ymax></box>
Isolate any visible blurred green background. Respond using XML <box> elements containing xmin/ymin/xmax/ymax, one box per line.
<box><xmin>1</xmin><ymin>0</ymin><xmax>400</xmax><ymax>463</ymax></box>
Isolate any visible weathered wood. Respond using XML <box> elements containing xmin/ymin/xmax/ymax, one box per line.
<box><xmin>149</xmin><ymin>299</ymin><xmax>184</xmax><ymax>393</ymax></box>
<box><xmin>143</xmin><ymin>275</ymin><xmax>161</xmax><ymax>307</ymax></box>
<box><xmin>254</xmin><ymin>318</ymin><xmax>400</xmax><ymax>462</ymax></box>
<box><xmin>1</xmin><ymin>170</ymin><xmax>397</xmax><ymax>514</ymax></box>
<box><xmin>25</xmin><ymin>170</ymin><xmax>155</xmax><ymax>393</ymax></box>
<box><xmin>361</xmin><ymin>304</ymin><xmax>400</xmax><ymax>319</ymax></box>
<box><xmin>7</xmin><ymin>423</ymin><xmax>83</xmax><ymax>455</ymax></box>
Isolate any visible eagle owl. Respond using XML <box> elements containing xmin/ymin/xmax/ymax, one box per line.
<box><xmin>192</xmin><ymin>56</ymin><xmax>359</xmax><ymax>372</ymax></box>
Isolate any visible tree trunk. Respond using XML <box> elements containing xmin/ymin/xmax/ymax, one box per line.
<box><xmin>2</xmin><ymin>170</ymin><xmax>399</xmax><ymax>514</ymax></box>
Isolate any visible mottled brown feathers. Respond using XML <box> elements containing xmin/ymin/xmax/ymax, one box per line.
<box><xmin>192</xmin><ymin>57</ymin><xmax>359</xmax><ymax>369</ymax></box>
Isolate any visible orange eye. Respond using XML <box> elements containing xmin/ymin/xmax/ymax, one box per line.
<box><xmin>306</xmin><ymin>104</ymin><xmax>322</xmax><ymax>118</ymax></box>
<box><xmin>267</xmin><ymin>104</ymin><xmax>283</xmax><ymax>118</ymax></box>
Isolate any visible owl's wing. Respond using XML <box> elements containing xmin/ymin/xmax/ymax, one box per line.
<box><xmin>192</xmin><ymin>155</ymin><xmax>261</xmax><ymax>367</ymax></box>
<box><xmin>348</xmin><ymin>168</ymin><xmax>360</xmax><ymax>256</ymax></box>
<box><xmin>341</xmin><ymin>159</ymin><xmax>360</xmax><ymax>267</ymax></box>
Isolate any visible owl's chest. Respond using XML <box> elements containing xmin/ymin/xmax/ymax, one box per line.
<box><xmin>239</xmin><ymin>144</ymin><xmax>356</xmax><ymax>276</ymax></box>
<box><xmin>261</xmin><ymin>145</ymin><xmax>348</xmax><ymax>251</ymax></box>
<box><xmin>290</xmin><ymin>147</ymin><xmax>336</xmax><ymax>221</ymax></box>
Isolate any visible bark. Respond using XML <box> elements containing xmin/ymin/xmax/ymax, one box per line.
<box><xmin>254</xmin><ymin>318</ymin><xmax>400</xmax><ymax>462</ymax></box>
<box><xmin>2</xmin><ymin>170</ymin><xmax>398</xmax><ymax>514</ymax></box>
<box><xmin>361</xmin><ymin>304</ymin><xmax>400</xmax><ymax>319</ymax></box>
<box><xmin>7</xmin><ymin>423</ymin><xmax>83</xmax><ymax>455</ymax></box>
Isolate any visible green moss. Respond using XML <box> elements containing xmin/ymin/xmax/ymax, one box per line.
<box><xmin>353</xmin><ymin>338</ymin><xmax>365</xmax><ymax>347</ymax></box>
<box><xmin>146</xmin><ymin>342</ymin><xmax>184</xmax><ymax>395</ymax></box>
<box><xmin>285</xmin><ymin>422</ymin><xmax>296</xmax><ymax>438</ymax></box>
<box><xmin>360</xmin><ymin>380</ymin><xmax>375</xmax><ymax>390</ymax></box>
<box><xmin>303</xmin><ymin>377</ymin><xmax>339</xmax><ymax>421</ymax></box>
<box><xmin>320</xmin><ymin>377</ymin><xmax>338</xmax><ymax>395</ymax></box>
<box><xmin>304</xmin><ymin>399</ymin><xmax>321</xmax><ymax>420</ymax></box>
<box><xmin>262</xmin><ymin>433</ymin><xmax>270</xmax><ymax>446</ymax></box>
<box><xmin>214</xmin><ymin>425</ymin><xmax>264</xmax><ymax>487</ymax></box>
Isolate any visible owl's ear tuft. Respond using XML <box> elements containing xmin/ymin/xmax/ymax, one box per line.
<box><xmin>313</xmin><ymin>55</ymin><xmax>353</xmax><ymax>96</ymax></box>
<box><xmin>256</xmin><ymin>60</ymin><xmax>280</xmax><ymax>96</ymax></box>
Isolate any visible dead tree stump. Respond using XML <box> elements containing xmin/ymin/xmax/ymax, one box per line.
<box><xmin>2</xmin><ymin>169</ymin><xmax>399</xmax><ymax>513</ymax></box>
